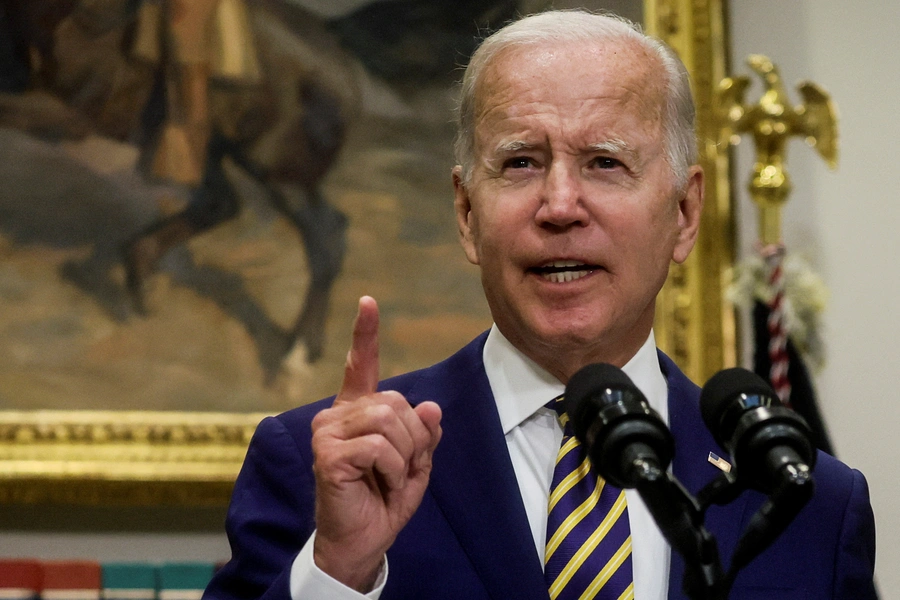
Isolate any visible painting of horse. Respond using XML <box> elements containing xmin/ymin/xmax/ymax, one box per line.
<box><xmin>0</xmin><ymin>0</ymin><xmax>526</xmax><ymax>412</ymax></box>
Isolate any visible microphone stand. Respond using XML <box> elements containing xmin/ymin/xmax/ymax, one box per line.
<box><xmin>628</xmin><ymin>457</ymin><xmax>728</xmax><ymax>600</ymax></box>
<box><xmin>693</xmin><ymin>465</ymin><xmax>813</xmax><ymax>598</ymax></box>
<box><xmin>721</xmin><ymin>464</ymin><xmax>814</xmax><ymax>590</ymax></box>
<box><xmin>629</xmin><ymin>457</ymin><xmax>813</xmax><ymax>600</ymax></box>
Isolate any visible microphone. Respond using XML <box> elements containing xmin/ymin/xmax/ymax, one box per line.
<box><xmin>567</xmin><ymin>364</ymin><xmax>728</xmax><ymax>598</ymax></box>
<box><xmin>701</xmin><ymin>368</ymin><xmax>818</xmax><ymax>582</ymax></box>
<box><xmin>700</xmin><ymin>367</ymin><xmax>816</xmax><ymax>494</ymax></box>
<box><xmin>565</xmin><ymin>363</ymin><xmax>674</xmax><ymax>488</ymax></box>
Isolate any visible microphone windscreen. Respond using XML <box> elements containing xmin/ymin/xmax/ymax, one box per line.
<box><xmin>566</xmin><ymin>363</ymin><xmax>638</xmax><ymax>408</ymax></box>
<box><xmin>700</xmin><ymin>367</ymin><xmax>777</xmax><ymax>444</ymax></box>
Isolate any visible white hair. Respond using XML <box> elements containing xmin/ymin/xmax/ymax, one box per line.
<box><xmin>453</xmin><ymin>10</ymin><xmax>697</xmax><ymax>188</ymax></box>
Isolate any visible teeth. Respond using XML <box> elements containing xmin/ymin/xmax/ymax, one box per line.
<box><xmin>546</xmin><ymin>260</ymin><xmax>582</xmax><ymax>268</ymax></box>
<box><xmin>537</xmin><ymin>260</ymin><xmax>593</xmax><ymax>282</ymax></box>
<box><xmin>542</xmin><ymin>269</ymin><xmax>590</xmax><ymax>283</ymax></box>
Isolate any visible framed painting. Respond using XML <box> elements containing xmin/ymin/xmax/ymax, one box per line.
<box><xmin>0</xmin><ymin>0</ymin><xmax>733</xmax><ymax>505</ymax></box>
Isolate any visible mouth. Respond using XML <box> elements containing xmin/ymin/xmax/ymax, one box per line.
<box><xmin>529</xmin><ymin>260</ymin><xmax>600</xmax><ymax>283</ymax></box>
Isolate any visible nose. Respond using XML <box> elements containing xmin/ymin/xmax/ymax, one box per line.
<box><xmin>535</xmin><ymin>161</ymin><xmax>589</xmax><ymax>229</ymax></box>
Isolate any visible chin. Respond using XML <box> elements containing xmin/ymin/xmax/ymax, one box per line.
<box><xmin>535</xmin><ymin>304</ymin><xmax>611</xmax><ymax>336</ymax></box>
<box><xmin>528</xmin><ymin>303</ymin><xmax>649</xmax><ymax>361</ymax></box>
<box><xmin>527</xmin><ymin>314</ymin><xmax>611</xmax><ymax>353</ymax></box>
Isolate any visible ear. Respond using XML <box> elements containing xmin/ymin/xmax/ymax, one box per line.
<box><xmin>672</xmin><ymin>165</ymin><xmax>704</xmax><ymax>264</ymax></box>
<box><xmin>453</xmin><ymin>165</ymin><xmax>480</xmax><ymax>265</ymax></box>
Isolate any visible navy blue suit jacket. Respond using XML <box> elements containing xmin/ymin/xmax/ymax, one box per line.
<box><xmin>205</xmin><ymin>333</ymin><xmax>876</xmax><ymax>599</ymax></box>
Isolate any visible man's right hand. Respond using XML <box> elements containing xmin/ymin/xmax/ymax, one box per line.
<box><xmin>310</xmin><ymin>296</ymin><xmax>443</xmax><ymax>593</ymax></box>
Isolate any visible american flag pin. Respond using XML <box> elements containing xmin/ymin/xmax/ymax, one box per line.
<box><xmin>708</xmin><ymin>452</ymin><xmax>732</xmax><ymax>473</ymax></box>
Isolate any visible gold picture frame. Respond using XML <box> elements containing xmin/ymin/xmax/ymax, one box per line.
<box><xmin>648</xmin><ymin>0</ymin><xmax>737</xmax><ymax>383</ymax></box>
<box><xmin>0</xmin><ymin>0</ymin><xmax>733</xmax><ymax>506</ymax></box>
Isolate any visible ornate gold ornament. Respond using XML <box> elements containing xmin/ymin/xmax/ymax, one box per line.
<box><xmin>718</xmin><ymin>54</ymin><xmax>839</xmax><ymax>244</ymax></box>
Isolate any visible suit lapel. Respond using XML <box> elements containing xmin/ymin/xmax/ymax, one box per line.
<box><xmin>660</xmin><ymin>352</ymin><xmax>750</xmax><ymax>599</ymax></box>
<box><xmin>403</xmin><ymin>342</ymin><xmax>753</xmax><ymax>600</ymax></box>
<box><xmin>407</xmin><ymin>336</ymin><xmax>548</xmax><ymax>600</ymax></box>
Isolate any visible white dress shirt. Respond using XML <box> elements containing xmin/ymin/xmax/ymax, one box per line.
<box><xmin>290</xmin><ymin>326</ymin><xmax>671</xmax><ymax>599</ymax></box>
<box><xmin>484</xmin><ymin>325</ymin><xmax>670</xmax><ymax>600</ymax></box>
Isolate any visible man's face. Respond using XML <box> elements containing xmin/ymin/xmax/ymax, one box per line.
<box><xmin>454</xmin><ymin>38</ymin><xmax>703</xmax><ymax>379</ymax></box>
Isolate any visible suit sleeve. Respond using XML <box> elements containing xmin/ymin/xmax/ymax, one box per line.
<box><xmin>833</xmin><ymin>468</ymin><xmax>878</xmax><ymax>599</ymax></box>
<box><xmin>203</xmin><ymin>416</ymin><xmax>317</xmax><ymax>600</ymax></box>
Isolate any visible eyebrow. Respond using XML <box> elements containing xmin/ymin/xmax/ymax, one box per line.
<box><xmin>493</xmin><ymin>138</ymin><xmax>637</xmax><ymax>154</ymax></box>
<box><xmin>588</xmin><ymin>139</ymin><xmax>635</xmax><ymax>156</ymax></box>
<box><xmin>493</xmin><ymin>140</ymin><xmax>534</xmax><ymax>154</ymax></box>
<box><xmin>486</xmin><ymin>138</ymin><xmax>641</xmax><ymax>167</ymax></box>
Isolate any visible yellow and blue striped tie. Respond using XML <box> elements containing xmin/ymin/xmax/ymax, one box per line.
<box><xmin>545</xmin><ymin>395</ymin><xmax>634</xmax><ymax>600</ymax></box>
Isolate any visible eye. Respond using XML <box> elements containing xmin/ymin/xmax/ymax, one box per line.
<box><xmin>592</xmin><ymin>156</ymin><xmax>623</xmax><ymax>169</ymax></box>
<box><xmin>504</xmin><ymin>157</ymin><xmax>534</xmax><ymax>169</ymax></box>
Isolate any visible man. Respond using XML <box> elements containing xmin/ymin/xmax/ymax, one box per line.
<box><xmin>132</xmin><ymin>0</ymin><xmax>261</xmax><ymax>185</ymax></box>
<box><xmin>204</xmin><ymin>10</ymin><xmax>876</xmax><ymax>600</ymax></box>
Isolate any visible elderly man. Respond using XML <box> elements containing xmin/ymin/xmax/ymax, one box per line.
<box><xmin>203</xmin><ymin>10</ymin><xmax>875</xmax><ymax>600</ymax></box>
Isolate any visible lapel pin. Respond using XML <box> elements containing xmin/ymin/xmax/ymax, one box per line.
<box><xmin>708</xmin><ymin>452</ymin><xmax>732</xmax><ymax>473</ymax></box>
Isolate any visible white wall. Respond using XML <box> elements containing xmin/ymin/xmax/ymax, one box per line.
<box><xmin>0</xmin><ymin>506</ymin><xmax>231</xmax><ymax>564</ymax></box>
<box><xmin>0</xmin><ymin>533</ymin><xmax>229</xmax><ymax>563</ymax></box>
<box><xmin>729</xmin><ymin>1</ymin><xmax>900</xmax><ymax>594</ymax></box>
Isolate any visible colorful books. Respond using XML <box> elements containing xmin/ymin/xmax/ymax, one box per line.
<box><xmin>157</xmin><ymin>564</ymin><xmax>215</xmax><ymax>600</ymax></box>
<box><xmin>0</xmin><ymin>559</ymin><xmax>41</xmax><ymax>600</ymax></box>
<box><xmin>0</xmin><ymin>560</ymin><xmax>216</xmax><ymax>599</ymax></box>
<box><xmin>41</xmin><ymin>561</ymin><xmax>101</xmax><ymax>600</ymax></box>
<box><xmin>100</xmin><ymin>564</ymin><xmax>157</xmax><ymax>600</ymax></box>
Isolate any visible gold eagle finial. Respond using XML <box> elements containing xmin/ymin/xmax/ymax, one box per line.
<box><xmin>718</xmin><ymin>54</ymin><xmax>839</xmax><ymax>244</ymax></box>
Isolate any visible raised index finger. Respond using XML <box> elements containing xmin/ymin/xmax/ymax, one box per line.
<box><xmin>337</xmin><ymin>296</ymin><xmax>380</xmax><ymax>402</ymax></box>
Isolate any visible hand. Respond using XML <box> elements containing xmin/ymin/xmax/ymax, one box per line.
<box><xmin>311</xmin><ymin>296</ymin><xmax>443</xmax><ymax>592</ymax></box>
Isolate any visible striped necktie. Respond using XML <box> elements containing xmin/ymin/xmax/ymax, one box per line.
<box><xmin>544</xmin><ymin>395</ymin><xmax>634</xmax><ymax>600</ymax></box>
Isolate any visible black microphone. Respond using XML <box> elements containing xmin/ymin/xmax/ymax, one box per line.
<box><xmin>700</xmin><ymin>367</ymin><xmax>816</xmax><ymax>494</ymax></box>
<box><xmin>701</xmin><ymin>368</ymin><xmax>819</xmax><ymax>584</ymax></box>
<box><xmin>565</xmin><ymin>363</ymin><xmax>674</xmax><ymax>488</ymax></box>
<box><xmin>567</xmin><ymin>363</ymin><xmax>729</xmax><ymax>599</ymax></box>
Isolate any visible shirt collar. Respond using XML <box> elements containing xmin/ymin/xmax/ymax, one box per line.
<box><xmin>483</xmin><ymin>325</ymin><xmax>669</xmax><ymax>435</ymax></box>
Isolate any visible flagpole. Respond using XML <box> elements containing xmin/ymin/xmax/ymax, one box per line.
<box><xmin>717</xmin><ymin>53</ymin><xmax>838</xmax><ymax>408</ymax></box>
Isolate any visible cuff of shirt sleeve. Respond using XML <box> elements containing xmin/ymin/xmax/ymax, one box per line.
<box><xmin>290</xmin><ymin>530</ymin><xmax>388</xmax><ymax>600</ymax></box>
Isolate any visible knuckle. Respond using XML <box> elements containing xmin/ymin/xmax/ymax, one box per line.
<box><xmin>380</xmin><ymin>390</ymin><xmax>407</xmax><ymax>407</ymax></box>
<box><xmin>312</xmin><ymin>402</ymin><xmax>349</xmax><ymax>428</ymax></box>
<box><xmin>369</xmin><ymin>435</ymin><xmax>392</xmax><ymax>456</ymax></box>
<box><xmin>362</xmin><ymin>436</ymin><xmax>400</xmax><ymax>473</ymax></box>
<box><xmin>311</xmin><ymin>410</ymin><xmax>330</xmax><ymax>430</ymax></box>
<box><xmin>365</xmin><ymin>402</ymin><xmax>396</xmax><ymax>427</ymax></box>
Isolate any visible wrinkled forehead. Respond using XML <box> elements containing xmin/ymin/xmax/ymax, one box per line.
<box><xmin>472</xmin><ymin>37</ymin><xmax>668</xmax><ymax>134</ymax></box>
